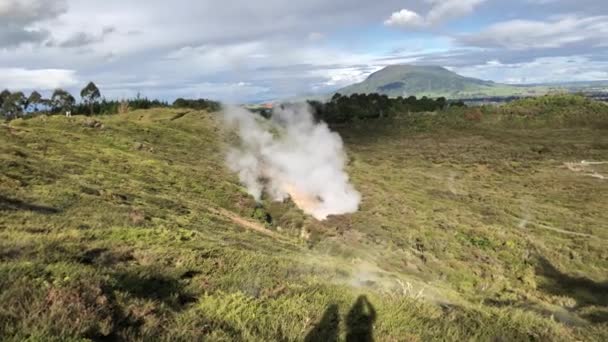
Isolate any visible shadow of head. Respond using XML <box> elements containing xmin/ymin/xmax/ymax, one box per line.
<box><xmin>346</xmin><ymin>295</ymin><xmax>377</xmax><ymax>342</ymax></box>
<box><xmin>535</xmin><ymin>256</ymin><xmax>608</xmax><ymax>323</ymax></box>
<box><xmin>535</xmin><ymin>257</ymin><xmax>608</xmax><ymax>306</ymax></box>
<box><xmin>305</xmin><ymin>304</ymin><xmax>340</xmax><ymax>342</ymax></box>
<box><xmin>0</xmin><ymin>195</ymin><xmax>60</xmax><ymax>214</ymax></box>
<box><xmin>305</xmin><ymin>296</ymin><xmax>377</xmax><ymax>342</ymax></box>
<box><xmin>112</xmin><ymin>270</ymin><xmax>196</xmax><ymax>310</ymax></box>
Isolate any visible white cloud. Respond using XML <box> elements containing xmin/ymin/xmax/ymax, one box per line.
<box><xmin>0</xmin><ymin>0</ymin><xmax>67</xmax><ymax>47</ymax></box>
<box><xmin>0</xmin><ymin>68</ymin><xmax>78</xmax><ymax>90</ymax></box>
<box><xmin>101</xmin><ymin>82</ymin><xmax>270</xmax><ymax>103</ymax></box>
<box><xmin>459</xmin><ymin>15</ymin><xmax>608</xmax><ymax>49</ymax></box>
<box><xmin>307</xmin><ymin>32</ymin><xmax>325</xmax><ymax>41</ymax></box>
<box><xmin>314</xmin><ymin>66</ymin><xmax>383</xmax><ymax>88</ymax></box>
<box><xmin>426</xmin><ymin>0</ymin><xmax>486</xmax><ymax>25</ymax></box>
<box><xmin>0</xmin><ymin>0</ymin><xmax>67</xmax><ymax>24</ymax></box>
<box><xmin>453</xmin><ymin>56</ymin><xmax>608</xmax><ymax>84</ymax></box>
<box><xmin>384</xmin><ymin>9</ymin><xmax>425</xmax><ymax>28</ymax></box>
<box><xmin>0</xmin><ymin>27</ymin><xmax>49</xmax><ymax>47</ymax></box>
<box><xmin>51</xmin><ymin>26</ymin><xmax>116</xmax><ymax>48</ymax></box>
<box><xmin>385</xmin><ymin>0</ymin><xmax>485</xmax><ymax>28</ymax></box>
<box><xmin>525</xmin><ymin>0</ymin><xmax>560</xmax><ymax>3</ymax></box>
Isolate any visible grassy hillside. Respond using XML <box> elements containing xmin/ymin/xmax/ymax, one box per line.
<box><xmin>336</xmin><ymin>65</ymin><xmax>552</xmax><ymax>99</ymax></box>
<box><xmin>1</xmin><ymin>96</ymin><xmax>607</xmax><ymax>341</ymax></box>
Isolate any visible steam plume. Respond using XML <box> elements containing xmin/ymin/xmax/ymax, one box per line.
<box><xmin>223</xmin><ymin>104</ymin><xmax>361</xmax><ymax>220</ymax></box>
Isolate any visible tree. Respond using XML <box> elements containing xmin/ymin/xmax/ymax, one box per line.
<box><xmin>436</xmin><ymin>97</ymin><xmax>447</xmax><ymax>110</ymax></box>
<box><xmin>80</xmin><ymin>82</ymin><xmax>101</xmax><ymax>115</ymax></box>
<box><xmin>27</xmin><ymin>91</ymin><xmax>42</xmax><ymax>112</ymax></box>
<box><xmin>331</xmin><ymin>93</ymin><xmax>343</xmax><ymax>103</ymax></box>
<box><xmin>0</xmin><ymin>89</ymin><xmax>9</xmax><ymax>119</ymax></box>
<box><xmin>39</xmin><ymin>98</ymin><xmax>52</xmax><ymax>113</ymax></box>
<box><xmin>1</xmin><ymin>92</ymin><xmax>26</xmax><ymax>119</ymax></box>
<box><xmin>173</xmin><ymin>98</ymin><xmax>188</xmax><ymax>108</ymax></box>
<box><xmin>51</xmin><ymin>89</ymin><xmax>75</xmax><ymax>114</ymax></box>
<box><xmin>0</xmin><ymin>89</ymin><xmax>10</xmax><ymax>102</ymax></box>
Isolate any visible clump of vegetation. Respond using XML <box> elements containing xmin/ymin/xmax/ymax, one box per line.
<box><xmin>492</xmin><ymin>94</ymin><xmax>608</xmax><ymax>128</ymax></box>
<box><xmin>173</xmin><ymin>98</ymin><xmax>221</xmax><ymax>112</ymax></box>
<box><xmin>307</xmin><ymin>93</ymin><xmax>462</xmax><ymax>124</ymax></box>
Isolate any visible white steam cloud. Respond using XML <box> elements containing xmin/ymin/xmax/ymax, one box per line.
<box><xmin>223</xmin><ymin>104</ymin><xmax>361</xmax><ymax>220</ymax></box>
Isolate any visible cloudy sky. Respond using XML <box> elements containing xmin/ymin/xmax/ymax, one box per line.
<box><xmin>1</xmin><ymin>0</ymin><xmax>607</xmax><ymax>102</ymax></box>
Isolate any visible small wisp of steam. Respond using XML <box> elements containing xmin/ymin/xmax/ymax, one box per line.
<box><xmin>223</xmin><ymin>104</ymin><xmax>361</xmax><ymax>220</ymax></box>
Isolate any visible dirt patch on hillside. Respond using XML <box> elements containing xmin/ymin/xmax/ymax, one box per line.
<box><xmin>208</xmin><ymin>207</ymin><xmax>283</xmax><ymax>239</ymax></box>
<box><xmin>564</xmin><ymin>161</ymin><xmax>607</xmax><ymax>180</ymax></box>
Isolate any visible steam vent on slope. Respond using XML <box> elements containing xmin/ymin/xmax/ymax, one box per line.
<box><xmin>224</xmin><ymin>104</ymin><xmax>361</xmax><ymax>220</ymax></box>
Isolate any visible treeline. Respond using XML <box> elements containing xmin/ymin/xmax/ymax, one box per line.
<box><xmin>70</xmin><ymin>97</ymin><xmax>170</xmax><ymax>116</ymax></box>
<box><xmin>173</xmin><ymin>98</ymin><xmax>221</xmax><ymax>112</ymax></box>
<box><xmin>308</xmin><ymin>93</ymin><xmax>465</xmax><ymax>124</ymax></box>
<box><xmin>0</xmin><ymin>82</ymin><xmax>170</xmax><ymax>120</ymax></box>
<box><xmin>1</xmin><ymin>81</ymin><xmax>221</xmax><ymax>120</ymax></box>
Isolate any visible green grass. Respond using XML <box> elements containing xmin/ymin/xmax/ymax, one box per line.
<box><xmin>1</xmin><ymin>96</ymin><xmax>607</xmax><ymax>341</ymax></box>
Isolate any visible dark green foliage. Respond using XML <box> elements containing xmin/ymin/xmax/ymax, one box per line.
<box><xmin>80</xmin><ymin>82</ymin><xmax>101</xmax><ymax>115</ymax></box>
<box><xmin>26</xmin><ymin>91</ymin><xmax>43</xmax><ymax>112</ymax></box>
<box><xmin>494</xmin><ymin>94</ymin><xmax>608</xmax><ymax>128</ymax></box>
<box><xmin>451</xmin><ymin>100</ymin><xmax>466</xmax><ymax>107</ymax></box>
<box><xmin>2</xmin><ymin>85</ymin><xmax>168</xmax><ymax>120</ymax></box>
<box><xmin>308</xmin><ymin>92</ymin><xmax>452</xmax><ymax>124</ymax></box>
<box><xmin>251</xmin><ymin>206</ymin><xmax>273</xmax><ymax>225</ymax></box>
<box><xmin>0</xmin><ymin>89</ymin><xmax>10</xmax><ymax>107</ymax></box>
<box><xmin>173</xmin><ymin>98</ymin><xmax>221</xmax><ymax>111</ymax></box>
<box><xmin>128</xmin><ymin>96</ymin><xmax>169</xmax><ymax>111</ymax></box>
<box><xmin>71</xmin><ymin>97</ymin><xmax>169</xmax><ymax>116</ymax></box>
<box><xmin>1</xmin><ymin>91</ymin><xmax>26</xmax><ymax>119</ymax></box>
<box><xmin>51</xmin><ymin>89</ymin><xmax>76</xmax><ymax>114</ymax></box>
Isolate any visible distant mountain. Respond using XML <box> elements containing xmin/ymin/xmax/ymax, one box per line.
<box><xmin>275</xmin><ymin>65</ymin><xmax>608</xmax><ymax>104</ymax></box>
<box><xmin>336</xmin><ymin>65</ymin><xmax>525</xmax><ymax>99</ymax></box>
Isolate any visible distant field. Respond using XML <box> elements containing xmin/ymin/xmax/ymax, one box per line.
<box><xmin>412</xmin><ymin>84</ymin><xmax>549</xmax><ymax>99</ymax></box>
<box><xmin>1</xmin><ymin>96</ymin><xmax>607</xmax><ymax>341</ymax></box>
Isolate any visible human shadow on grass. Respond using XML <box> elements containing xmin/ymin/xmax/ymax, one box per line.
<box><xmin>535</xmin><ymin>256</ymin><xmax>608</xmax><ymax>323</ymax></box>
<box><xmin>111</xmin><ymin>271</ymin><xmax>197</xmax><ymax>310</ymax></box>
<box><xmin>0</xmin><ymin>194</ymin><xmax>59</xmax><ymax>214</ymax></box>
<box><xmin>346</xmin><ymin>296</ymin><xmax>376</xmax><ymax>342</ymax></box>
<box><xmin>305</xmin><ymin>304</ymin><xmax>340</xmax><ymax>342</ymax></box>
<box><xmin>305</xmin><ymin>296</ymin><xmax>376</xmax><ymax>342</ymax></box>
<box><xmin>86</xmin><ymin>273</ymin><xmax>243</xmax><ymax>342</ymax></box>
